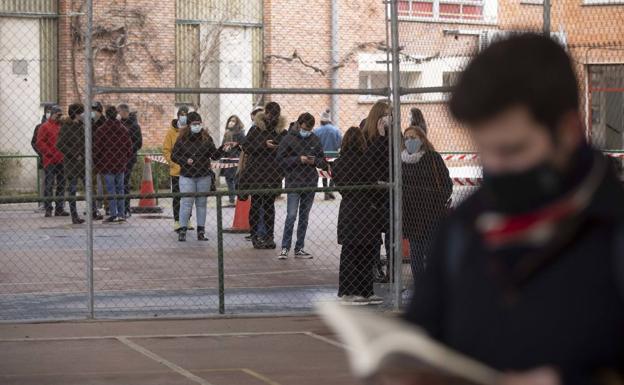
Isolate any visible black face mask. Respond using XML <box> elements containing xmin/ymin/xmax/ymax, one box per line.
<box><xmin>482</xmin><ymin>161</ymin><xmax>565</xmax><ymax>214</ymax></box>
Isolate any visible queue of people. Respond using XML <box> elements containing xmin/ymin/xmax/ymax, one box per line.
<box><xmin>33</xmin><ymin>102</ymin><xmax>143</xmax><ymax>224</ymax></box>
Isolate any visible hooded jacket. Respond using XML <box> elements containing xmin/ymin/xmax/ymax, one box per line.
<box><xmin>239</xmin><ymin>112</ymin><xmax>288</xmax><ymax>190</ymax></box>
<box><xmin>36</xmin><ymin>118</ymin><xmax>64</xmax><ymax>167</ymax></box>
<box><xmin>163</xmin><ymin>119</ymin><xmax>182</xmax><ymax>177</ymax></box>
<box><xmin>277</xmin><ymin>127</ymin><xmax>328</xmax><ymax>188</ymax></box>
<box><xmin>56</xmin><ymin>118</ymin><xmax>86</xmax><ymax>179</ymax></box>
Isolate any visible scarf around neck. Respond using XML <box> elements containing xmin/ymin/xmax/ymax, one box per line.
<box><xmin>401</xmin><ymin>149</ymin><xmax>425</xmax><ymax>164</ymax></box>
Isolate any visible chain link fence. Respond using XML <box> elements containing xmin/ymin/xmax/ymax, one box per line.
<box><xmin>0</xmin><ymin>0</ymin><xmax>622</xmax><ymax>321</ymax></box>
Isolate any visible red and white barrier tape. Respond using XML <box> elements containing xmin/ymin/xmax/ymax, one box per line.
<box><xmin>443</xmin><ymin>154</ymin><xmax>480</xmax><ymax>161</ymax></box>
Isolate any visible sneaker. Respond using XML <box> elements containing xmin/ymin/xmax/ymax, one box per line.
<box><xmin>92</xmin><ymin>213</ymin><xmax>104</xmax><ymax>221</ymax></box>
<box><xmin>278</xmin><ymin>248</ymin><xmax>289</xmax><ymax>260</ymax></box>
<box><xmin>187</xmin><ymin>223</ymin><xmax>195</xmax><ymax>231</ymax></box>
<box><xmin>178</xmin><ymin>228</ymin><xmax>187</xmax><ymax>242</ymax></box>
<box><xmin>116</xmin><ymin>216</ymin><xmax>127</xmax><ymax>223</ymax></box>
<box><xmin>294</xmin><ymin>249</ymin><xmax>312</xmax><ymax>259</ymax></box>
<box><xmin>366</xmin><ymin>295</ymin><xmax>384</xmax><ymax>305</ymax></box>
<box><xmin>340</xmin><ymin>296</ymin><xmax>370</xmax><ymax>306</ymax></box>
<box><xmin>103</xmin><ymin>216</ymin><xmax>117</xmax><ymax>223</ymax></box>
<box><xmin>245</xmin><ymin>234</ymin><xmax>254</xmax><ymax>242</ymax></box>
<box><xmin>173</xmin><ymin>221</ymin><xmax>181</xmax><ymax>232</ymax></box>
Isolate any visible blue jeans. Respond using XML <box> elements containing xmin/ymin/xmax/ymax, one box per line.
<box><xmin>43</xmin><ymin>164</ymin><xmax>66</xmax><ymax>212</ymax></box>
<box><xmin>104</xmin><ymin>173</ymin><xmax>125</xmax><ymax>218</ymax></box>
<box><xmin>179</xmin><ymin>175</ymin><xmax>212</xmax><ymax>228</ymax></box>
<box><xmin>281</xmin><ymin>192</ymin><xmax>315</xmax><ymax>250</ymax></box>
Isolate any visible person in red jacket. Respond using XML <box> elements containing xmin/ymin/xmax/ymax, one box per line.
<box><xmin>93</xmin><ymin>106</ymin><xmax>133</xmax><ymax>223</ymax></box>
<box><xmin>36</xmin><ymin>105</ymin><xmax>69</xmax><ymax>217</ymax></box>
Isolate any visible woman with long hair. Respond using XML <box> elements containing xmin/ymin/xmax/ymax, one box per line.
<box><xmin>172</xmin><ymin>112</ymin><xmax>232</xmax><ymax>242</ymax></box>
<box><xmin>402</xmin><ymin>126</ymin><xmax>452</xmax><ymax>278</ymax></box>
<box><xmin>221</xmin><ymin>115</ymin><xmax>245</xmax><ymax>206</ymax></box>
<box><xmin>333</xmin><ymin>126</ymin><xmax>383</xmax><ymax>305</ymax></box>
<box><xmin>362</xmin><ymin>100</ymin><xmax>393</xmax><ymax>282</ymax></box>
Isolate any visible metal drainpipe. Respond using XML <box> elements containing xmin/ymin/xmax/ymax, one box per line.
<box><xmin>84</xmin><ymin>0</ymin><xmax>95</xmax><ymax>319</ymax></box>
<box><xmin>330</xmin><ymin>0</ymin><xmax>339</xmax><ymax>124</ymax></box>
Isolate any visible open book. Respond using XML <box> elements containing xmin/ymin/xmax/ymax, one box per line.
<box><xmin>317</xmin><ymin>302</ymin><xmax>501</xmax><ymax>385</ymax></box>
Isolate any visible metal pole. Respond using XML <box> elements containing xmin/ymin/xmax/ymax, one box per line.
<box><xmin>543</xmin><ymin>0</ymin><xmax>551</xmax><ymax>36</ymax></box>
<box><xmin>389</xmin><ymin>0</ymin><xmax>404</xmax><ymax>311</ymax></box>
<box><xmin>330</xmin><ymin>0</ymin><xmax>340</xmax><ymax>125</ymax></box>
<box><xmin>216</xmin><ymin>195</ymin><xmax>225</xmax><ymax>314</ymax></box>
<box><xmin>84</xmin><ymin>0</ymin><xmax>95</xmax><ymax>319</ymax></box>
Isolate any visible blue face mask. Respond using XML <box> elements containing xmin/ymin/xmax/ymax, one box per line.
<box><xmin>405</xmin><ymin>138</ymin><xmax>422</xmax><ymax>154</ymax></box>
<box><xmin>190</xmin><ymin>124</ymin><xmax>203</xmax><ymax>134</ymax></box>
<box><xmin>178</xmin><ymin>115</ymin><xmax>187</xmax><ymax>128</ymax></box>
<box><xmin>300</xmin><ymin>130</ymin><xmax>312</xmax><ymax>138</ymax></box>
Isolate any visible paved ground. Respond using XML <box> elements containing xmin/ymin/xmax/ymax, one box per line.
<box><xmin>0</xmin><ymin>187</ymin><xmax>475</xmax><ymax>321</ymax></box>
<box><xmin>0</xmin><ymin>316</ymin><xmax>358</xmax><ymax>385</ymax></box>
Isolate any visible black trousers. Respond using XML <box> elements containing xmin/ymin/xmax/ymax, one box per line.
<box><xmin>338</xmin><ymin>243</ymin><xmax>376</xmax><ymax>298</ymax></box>
<box><xmin>250</xmin><ymin>193</ymin><xmax>276</xmax><ymax>239</ymax></box>
<box><xmin>44</xmin><ymin>164</ymin><xmax>66</xmax><ymax>212</ymax></box>
<box><xmin>171</xmin><ymin>176</ymin><xmax>181</xmax><ymax>221</ymax></box>
<box><xmin>124</xmin><ymin>158</ymin><xmax>137</xmax><ymax>215</ymax></box>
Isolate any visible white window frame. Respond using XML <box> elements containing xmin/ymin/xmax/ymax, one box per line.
<box><xmin>582</xmin><ymin>0</ymin><xmax>624</xmax><ymax>5</ymax></box>
<box><xmin>396</xmin><ymin>0</ymin><xmax>497</xmax><ymax>24</ymax></box>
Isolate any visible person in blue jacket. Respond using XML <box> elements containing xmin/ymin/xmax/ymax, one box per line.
<box><xmin>314</xmin><ymin>109</ymin><xmax>342</xmax><ymax>200</ymax></box>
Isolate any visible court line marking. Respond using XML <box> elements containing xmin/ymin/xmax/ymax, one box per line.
<box><xmin>116</xmin><ymin>336</ymin><xmax>215</xmax><ymax>385</ymax></box>
<box><xmin>241</xmin><ymin>368</ymin><xmax>283</xmax><ymax>385</ymax></box>
<box><xmin>302</xmin><ymin>331</ymin><xmax>349</xmax><ymax>350</ymax></box>
<box><xmin>0</xmin><ymin>331</ymin><xmax>309</xmax><ymax>342</ymax></box>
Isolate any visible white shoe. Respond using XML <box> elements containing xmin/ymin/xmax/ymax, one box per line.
<box><xmin>278</xmin><ymin>248</ymin><xmax>289</xmax><ymax>260</ymax></box>
<box><xmin>366</xmin><ymin>295</ymin><xmax>384</xmax><ymax>305</ymax></box>
<box><xmin>340</xmin><ymin>295</ymin><xmax>370</xmax><ymax>306</ymax></box>
<box><xmin>294</xmin><ymin>249</ymin><xmax>312</xmax><ymax>259</ymax></box>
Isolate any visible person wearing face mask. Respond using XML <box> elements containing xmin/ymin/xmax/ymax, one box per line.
<box><xmin>163</xmin><ymin>106</ymin><xmax>193</xmax><ymax>232</ymax></box>
<box><xmin>220</xmin><ymin>115</ymin><xmax>245</xmax><ymax>206</ymax></box>
<box><xmin>93</xmin><ymin>106</ymin><xmax>133</xmax><ymax>223</ymax></box>
<box><xmin>276</xmin><ymin>113</ymin><xmax>329</xmax><ymax>259</ymax></box>
<box><xmin>118</xmin><ymin>104</ymin><xmax>143</xmax><ymax>218</ymax></box>
<box><xmin>393</xmin><ymin>34</ymin><xmax>624</xmax><ymax>385</ymax></box>
<box><xmin>31</xmin><ymin>104</ymin><xmax>54</xmax><ymax>212</ymax></box>
<box><xmin>362</xmin><ymin>100</ymin><xmax>393</xmax><ymax>282</ymax></box>
<box><xmin>56</xmin><ymin>103</ymin><xmax>101</xmax><ymax>224</ymax></box>
<box><xmin>91</xmin><ymin>101</ymin><xmax>107</xmax><ymax>215</ymax></box>
<box><xmin>401</xmin><ymin>126</ymin><xmax>452</xmax><ymax>279</ymax></box>
<box><xmin>239</xmin><ymin>102</ymin><xmax>288</xmax><ymax>250</ymax></box>
<box><xmin>36</xmin><ymin>105</ymin><xmax>69</xmax><ymax>217</ymax></box>
<box><xmin>172</xmin><ymin>112</ymin><xmax>230</xmax><ymax>242</ymax></box>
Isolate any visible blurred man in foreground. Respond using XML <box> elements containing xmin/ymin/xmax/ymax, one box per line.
<box><xmin>402</xmin><ymin>34</ymin><xmax>624</xmax><ymax>385</ymax></box>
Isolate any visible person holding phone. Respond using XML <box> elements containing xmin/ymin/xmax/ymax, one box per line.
<box><xmin>172</xmin><ymin>112</ymin><xmax>232</xmax><ymax>242</ymax></box>
<box><xmin>276</xmin><ymin>113</ymin><xmax>329</xmax><ymax>259</ymax></box>
<box><xmin>239</xmin><ymin>102</ymin><xmax>287</xmax><ymax>249</ymax></box>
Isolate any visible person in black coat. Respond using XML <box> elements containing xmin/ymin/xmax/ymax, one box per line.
<box><xmin>333</xmin><ymin>126</ymin><xmax>383</xmax><ymax>305</ymax></box>
<box><xmin>239</xmin><ymin>102</ymin><xmax>288</xmax><ymax>249</ymax></box>
<box><xmin>276</xmin><ymin>113</ymin><xmax>328</xmax><ymax>259</ymax></box>
<box><xmin>172</xmin><ymin>111</ymin><xmax>229</xmax><ymax>242</ymax></box>
<box><xmin>362</xmin><ymin>100</ymin><xmax>392</xmax><ymax>282</ymax></box>
<box><xmin>221</xmin><ymin>115</ymin><xmax>246</xmax><ymax>206</ymax></box>
<box><xmin>401</xmin><ymin>126</ymin><xmax>452</xmax><ymax>278</ymax></box>
<box><xmin>118</xmin><ymin>104</ymin><xmax>143</xmax><ymax>217</ymax></box>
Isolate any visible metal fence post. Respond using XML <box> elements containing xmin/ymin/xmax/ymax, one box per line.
<box><xmin>216</xmin><ymin>194</ymin><xmax>225</xmax><ymax>314</ymax></box>
<box><xmin>84</xmin><ymin>0</ymin><xmax>95</xmax><ymax>319</ymax></box>
<box><xmin>389</xmin><ymin>0</ymin><xmax>404</xmax><ymax>310</ymax></box>
<box><xmin>543</xmin><ymin>0</ymin><xmax>551</xmax><ymax>36</ymax></box>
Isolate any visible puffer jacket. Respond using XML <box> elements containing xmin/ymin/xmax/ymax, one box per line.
<box><xmin>238</xmin><ymin>112</ymin><xmax>288</xmax><ymax>190</ymax></box>
<box><xmin>172</xmin><ymin>131</ymin><xmax>226</xmax><ymax>178</ymax></box>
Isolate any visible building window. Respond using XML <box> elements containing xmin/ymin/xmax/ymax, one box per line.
<box><xmin>583</xmin><ymin>0</ymin><xmax>624</xmax><ymax>5</ymax></box>
<box><xmin>358</xmin><ymin>71</ymin><xmax>422</xmax><ymax>102</ymax></box>
<box><xmin>588</xmin><ymin>65</ymin><xmax>624</xmax><ymax>150</ymax></box>
<box><xmin>397</xmin><ymin>0</ymin><xmax>497</xmax><ymax>23</ymax></box>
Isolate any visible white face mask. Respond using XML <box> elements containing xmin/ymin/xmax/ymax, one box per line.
<box><xmin>178</xmin><ymin>115</ymin><xmax>188</xmax><ymax>127</ymax></box>
<box><xmin>190</xmin><ymin>124</ymin><xmax>203</xmax><ymax>134</ymax></box>
<box><xmin>45</xmin><ymin>112</ymin><xmax>51</xmax><ymax>120</ymax></box>
<box><xmin>227</xmin><ymin>121</ymin><xmax>236</xmax><ymax>129</ymax></box>
<box><xmin>91</xmin><ymin>111</ymin><xmax>97</xmax><ymax>119</ymax></box>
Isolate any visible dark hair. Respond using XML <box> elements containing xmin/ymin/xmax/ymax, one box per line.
<box><xmin>187</xmin><ymin>111</ymin><xmax>202</xmax><ymax>123</ymax></box>
<box><xmin>68</xmin><ymin>103</ymin><xmax>84</xmax><ymax>120</ymax></box>
<box><xmin>177</xmin><ymin>106</ymin><xmax>189</xmax><ymax>117</ymax></box>
<box><xmin>410</xmin><ymin>108</ymin><xmax>427</xmax><ymax>134</ymax></box>
<box><xmin>265</xmin><ymin>102</ymin><xmax>281</xmax><ymax>117</ymax></box>
<box><xmin>341</xmin><ymin>126</ymin><xmax>367</xmax><ymax>153</ymax></box>
<box><xmin>105</xmin><ymin>105</ymin><xmax>117</xmax><ymax>120</ymax></box>
<box><xmin>297</xmin><ymin>112</ymin><xmax>315</xmax><ymax>129</ymax></box>
<box><xmin>91</xmin><ymin>101</ymin><xmax>103</xmax><ymax>113</ymax></box>
<box><xmin>117</xmin><ymin>103</ymin><xmax>130</xmax><ymax>112</ymax></box>
<box><xmin>450</xmin><ymin>34</ymin><xmax>579</xmax><ymax>132</ymax></box>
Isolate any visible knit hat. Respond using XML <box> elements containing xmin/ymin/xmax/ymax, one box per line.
<box><xmin>320</xmin><ymin>108</ymin><xmax>331</xmax><ymax>123</ymax></box>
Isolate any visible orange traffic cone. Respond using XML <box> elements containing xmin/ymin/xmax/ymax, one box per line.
<box><xmin>223</xmin><ymin>197</ymin><xmax>251</xmax><ymax>233</ymax></box>
<box><xmin>131</xmin><ymin>157</ymin><xmax>163</xmax><ymax>214</ymax></box>
<box><xmin>402</xmin><ymin>238</ymin><xmax>410</xmax><ymax>261</ymax></box>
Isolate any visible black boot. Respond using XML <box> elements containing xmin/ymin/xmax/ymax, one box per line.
<box><xmin>178</xmin><ymin>227</ymin><xmax>187</xmax><ymax>242</ymax></box>
<box><xmin>197</xmin><ymin>227</ymin><xmax>208</xmax><ymax>241</ymax></box>
<box><xmin>263</xmin><ymin>237</ymin><xmax>277</xmax><ymax>250</ymax></box>
<box><xmin>72</xmin><ymin>216</ymin><xmax>85</xmax><ymax>224</ymax></box>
